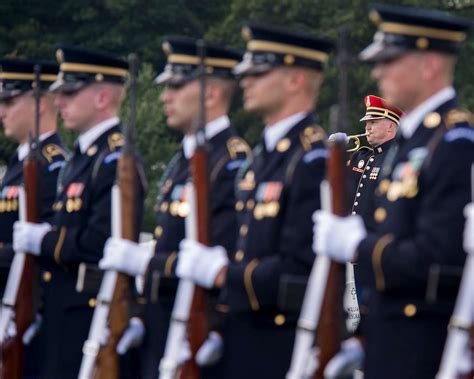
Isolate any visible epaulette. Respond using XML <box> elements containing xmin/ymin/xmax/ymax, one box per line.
<box><xmin>299</xmin><ymin>125</ymin><xmax>326</xmax><ymax>152</ymax></box>
<box><xmin>444</xmin><ymin>108</ymin><xmax>474</xmax><ymax>130</ymax></box>
<box><xmin>227</xmin><ymin>137</ymin><xmax>251</xmax><ymax>159</ymax></box>
<box><xmin>107</xmin><ymin>132</ymin><xmax>124</xmax><ymax>151</ymax></box>
<box><xmin>42</xmin><ymin>143</ymin><xmax>68</xmax><ymax>163</ymax></box>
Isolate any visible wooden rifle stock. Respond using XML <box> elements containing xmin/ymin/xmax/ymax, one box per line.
<box><xmin>179</xmin><ymin>39</ymin><xmax>210</xmax><ymax>379</ymax></box>
<box><xmin>0</xmin><ymin>66</ymin><xmax>41</xmax><ymax>379</ymax></box>
<box><xmin>313</xmin><ymin>138</ymin><xmax>348</xmax><ymax>379</ymax></box>
<box><xmin>92</xmin><ymin>54</ymin><xmax>140</xmax><ymax>379</ymax></box>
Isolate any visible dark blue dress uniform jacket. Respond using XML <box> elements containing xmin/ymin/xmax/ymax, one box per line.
<box><xmin>0</xmin><ymin>133</ymin><xmax>66</xmax><ymax>377</ymax></box>
<box><xmin>220</xmin><ymin>114</ymin><xmax>327</xmax><ymax>379</ymax></box>
<box><xmin>348</xmin><ymin>139</ymin><xmax>395</xmax><ymax>232</ymax></box>
<box><xmin>138</xmin><ymin>126</ymin><xmax>249</xmax><ymax>379</ymax></box>
<box><xmin>0</xmin><ymin>133</ymin><xmax>67</xmax><ymax>290</ymax></box>
<box><xmin>355</xmin><ymin>99</ymin><xmax>474</xmax><ymax>379</ymax></box>
<box><xmin>36</xmin><ymin>124</ymin><xmax>144</xmax><ymax>379</ymax></box>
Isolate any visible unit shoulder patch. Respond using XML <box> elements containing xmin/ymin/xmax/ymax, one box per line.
<box><xmin>226</xmin><ymin>137</ymin><xmax>251</xmax><ymax>160</ymax></box>
<box><xmin>42</xmin><ymin>143</ymin><xmax>68</xmax><ymax>163</ymax></box>
<box><xmin>299</xmin><ymin>125</ymin><xmax>326</xmax><ymax>151</ymax></box>
<box><xmin>444</xmin><ymin>108</ymin><xmax>474</xmax><ymax>130</ymax></box>
<box><xmin>107</xmin><ymin>132</ymin><xmax>124</xmax><ymax>151</ymax></box>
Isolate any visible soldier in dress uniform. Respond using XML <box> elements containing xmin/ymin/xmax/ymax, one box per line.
<box><xmin>176</xmin><ymin>23</ymin><xmax>333</xmax><ymax>378</ymax></box>
<box><xmin>99</xmin><ymin>37</ymin><xmax>250</xmax><ymax>379</ymax></box>
<box><xmin>324</xmin><ymin>96</ymin><xmax>403</xmax><ymax>378</ymax></box>
<box><xmin>12</xmin><ymin>46</ymin><xmax>144</xmax><ymax>379</ymax></box>
<box><xmin>344</xmin><ymin>95</ymin><xmax>403</xmax><ymax>230</ymax></box>
<box><xmin>314</xmin><ymin>4</ymin><xmax>474</xmax><ymax>379</ymax></box>
<box><xmin>0</xmin><ymin>59</ymin><xmax>67</xmax><ymax>291</ymax></box>
<box><xmin>0</xmin><ymin>58</ymin><xmax>67</xmax><ymax>378</ymax></box>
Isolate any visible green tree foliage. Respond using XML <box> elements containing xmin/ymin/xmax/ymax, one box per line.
<box><xmin>0</xmin><ymin>0</ymin><xmax>473</xmax><ymax>229</ymax></box>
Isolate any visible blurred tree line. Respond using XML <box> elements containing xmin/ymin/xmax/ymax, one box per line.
<box><xmin>0</xmin><ymin>0</ymin><xmax>473</xmax><ymax>229</ymax></box>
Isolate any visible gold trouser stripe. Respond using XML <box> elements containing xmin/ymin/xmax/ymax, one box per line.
<box><xmin>372</xmin><ymin>234</ymin><xmax>394</xmax><ymax>291</ymax></box>
<box><xmin>380</xmin><ymin>22</ymin><xmax>466</xmax><ymax>42</ymax></box>
<box><xmin>53</xmin><ymin>227</ymin><xmax>67</xmax><ymax>265</ymax></box>
<box><xmin>60</xmin><ymin>63</ymin><xmax>128</xmax><ymax>77</ymax></box>
<box><xmin>248</xmin><ymin>40</ymin><xmax>329</xmax><ymax>63</ymax></box>
<box><xmin>0</xmin><ymin>72</ymin><xmax>58</xmax><ymax>81</ymax></box>
<box><xmin>167</xmin><ymin>54</ymin><xmax>238</xmax><ymax>68</ymax></box>
<box><xmin>164</xmin><ymin>251</ymin><xmax>177</xmax><ymax>277</ymax></box>
<box><xmin>244</xmin><ymin>259</ymin><xmax>260</xmax><ymax>311</ymax></box>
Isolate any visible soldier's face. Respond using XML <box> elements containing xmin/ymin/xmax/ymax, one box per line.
<box><xmin>159</xmin><ymin>80</ymin><xmax>199</xmax><ymax>134</ymax></box>
<box><xmin>371</xmin><ymin>52</ymin><xmax>424</xmax><ymax>113</ymax></box>
<box><xmin>55</xmin><ymin>85</ymin><xmax>100</xmax><ymax>134</ymax></box>
<box><xmin>365</xmin><ymin>118</ymin><xmax>395</xmax><ymax>147</ymax></box>
<box><xmin>0</xmin><ymin>92</ymin><xmax>35</xmax><ymax>144</ymax></box>
<box><xmin>240</xmin><ymin>68</ymin><xmax>287</xmax><ymax>119</ymax></box>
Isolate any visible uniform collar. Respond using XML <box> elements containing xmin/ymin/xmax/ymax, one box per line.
<box><xmin>17</xmin><ymin>131</ymin><xmax>55</xmax><ymax>162</ymax></box>
<box><xmin>263</xmin><ymin>112</ymin><xmax>307</xmax><ymax>152</ymax></box>
<box><xmin>182</xmin><ymin>115</ymin><xmax>230</xmax><ymax>159</ymax></box>
<box><xmin>78</xmin><ymin>116</ymin><xmax>120</xmax><ymax>154</ymax></box>
<box><xmin>399</xmin><ymin>86</ymin><xmax>455</xmax><ymax>139</ymax></box>
<box><xmin>374</xmin><ymin>138</ymin><xmax>394</xmax><ymax>154</ymax></box>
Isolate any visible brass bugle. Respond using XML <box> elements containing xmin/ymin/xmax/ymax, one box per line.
<box><xmin>347</xmin><ymin>133</ymin><xmax>368</xmax><ymax>152</ymax></box>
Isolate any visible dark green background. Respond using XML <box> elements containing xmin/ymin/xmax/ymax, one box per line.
<box><xmin>1</xmin><ymin>0</ymin><xmax>473</xmax><ymax>229</ymax></box>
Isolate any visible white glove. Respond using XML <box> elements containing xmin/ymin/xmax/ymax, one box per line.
<box><xmin>312</xmin><ymin>211</ymin><xmax>367</xmax><ymax>263</ymax></box>
<box><xmin>13</xmin><ymin>221</ymin><xmax>51</xmax><ymax>256</ymax></box>
<box><xmin>196</xmin><ymin>331</ymin><xmax>224</xmax><ymax>367</ymax></box>
<box><xmin>116</xmin><ymin>317</ymin><xmax>145</xmax><ymax>355</ymax></box>
<box><xmin>324</xmin><ymin>337</ymin><xmax>364</xmax><ymax>378</ymax></box>
<box><xmin>463</xmin><ymin>203</ymin><xmax>474</xmax><ymax>255</ymax></box>
<box><xmin>176</xmin><ymin>239</ymin><xmax>229</xmax><ymax>289</ymax></box>
<box><xmin>328</xmin><ymin>132</ymin><xmax>349</xmax><ymax>144</ymax></box>
<box><xmin>99</xmin><ymin>237</ymin><xmax>154</xmax><ymax>277</ymax></box>
<box><xmin>22</xmin><ymin>313</ymin><xmax>42</xmax><ymax>345</ymax></box>
<box><xmin>177</xmin><ymin>338</ymin><xmax>192</xmax><ymax>365</ymax></box>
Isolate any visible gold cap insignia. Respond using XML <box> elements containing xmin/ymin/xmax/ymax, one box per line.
<box><xmin>416</xmin><ymin>37</ymin><xmax>429</xmax><ymax>50</ymax></box>
<box><xmin>56</xmin><ymin>49</ymin><xmax>64</xmax><ymax>64</ymax></box>
<box><xmin>241</xmin><ymin>26</ymin><xmax>252</xmax><ymax>42</ymax></box>
<box><xmin>162</xmin><ymin>41</ymin><xmax>172</xmax><ymax>55</ymax></box>
<box><xmin>284</xmin><ymin>54</ymin><xmax>295</xmax><ymax>65</ymax></box>
<box><xmin>369</xmin><ymin>10</ymin><xmax>382</xmax><ymax>25</ymax></box>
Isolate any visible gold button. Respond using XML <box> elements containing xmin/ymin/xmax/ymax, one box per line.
<box><xmin>404</xmin><ymin>304</ymin><xmax>417</xmax><ymax>317</ymax></box>
<box><xmin>378</xmin><ymin>179</ymin><xmax>390</xmax><ymax>194</ymax></box>
<box><xmin>42</xmin><ymin>271</ymin><xmax>52</xmax><ymax>282</ymax></box>
<box><xmin>254</xmin><ymin>204</ymin><xmax>264</xmax><ymax>220</ymax></box>
<box><xmin>88</xmin><ymin>298</ymin><xmax>97</xmax><ymax>308</ymax></box>
<box><xmin>374</xmin><ymin>207</ymin><xmax>387</xmax><ymax>223</ymax></box>
<box><xmin>246</xmin><ymin>199</ymin><xmax>255</xmax><ymax>210</ymax></box>
<box><xmin>160</xmin><ymin>201</ymin><xmax>169</xmax><ymax>213</ymax></box>
<box><xmin>178</xmin><ymin>201</ymin><xmax>190</xmax><ymax>217</ymax></box>
<box><xmin>274</xmin><ymin>314</ymin><xmax>286</xmax><ymax>326</ymax></box>
<box><xmin>154</xmin><ymin>226</ymin><xmax>163</xmax><ymax>238</ymax></box>
<box><xmin>169</xmin><ymin>201</ymin><xmax>179</xmax><ymax>216</ymax></box>
<box><xmin>240</xmin><ymin>224</ymin><xmax>248</xmax><ymax>236</ymax></box>
<box><xmin>276</xmin><ymin>138</ymin><xmax>291</xmax><ymax>153</ymax></box>
<box><xmin>424</xmin><ymin>112</ymin><xmax>441</xmax><ymax>128</ymax></box>
<box><xmin>235</xmin><ymin>250</ymin><xmax>245</xmax><ymax>262</ymax></box>
<box><xmin>235</xmin><ymin>200</ymin><xmax>244</xmax><ymax>211</ymax></box>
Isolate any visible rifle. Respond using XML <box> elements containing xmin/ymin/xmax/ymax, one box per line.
<box><xmin>159</xmin><ymin>182</ymin><xmax>199</xmax><ymax>379</ymax></box>
<box><xmin>313</xmin><ymin>25</ymin><xmax>352</xmax><ymax>379</ymax></box>
<box><xmin>78</xmin><ymin>54</ymin><xmax>141</xmax><ymax>379</ymax></box>
<box><xmin>0</xmin><ymin>65</ymin><xmax>42</xmax><ymax>379</ymax></box>
<box><xmin>436</xmin><ymin>164</ymin><xmax>474</xmax><ymax>379</ymax></box>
